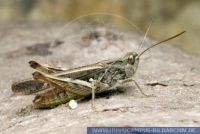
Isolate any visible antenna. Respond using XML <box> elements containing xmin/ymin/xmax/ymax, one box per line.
<box><xmin>138</xmin><ymin>31</ymin><xmax>186</xmax><ymax>58</ymax></box>
<box><xmin>138</xmin><ymin>18</ymin><xmax>153</xmax><ymax>52</ymax></box>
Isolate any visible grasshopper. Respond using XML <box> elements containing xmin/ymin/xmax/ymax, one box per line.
<box><xmin>12</xmin><ymin>30</ymin><xmax>185</xmax><ymax>109</ymax></box>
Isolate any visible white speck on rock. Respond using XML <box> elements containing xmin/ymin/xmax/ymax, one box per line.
<box><xmin>69</xmin><ymin>100</ymin><xmax>78</xmax><ymax>109</ymax></box>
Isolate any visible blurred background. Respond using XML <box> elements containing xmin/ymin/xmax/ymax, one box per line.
<box><xmin>0</xmin><ymin>0</ymin><xmax>199</xmax><ymax>55</ymax></box>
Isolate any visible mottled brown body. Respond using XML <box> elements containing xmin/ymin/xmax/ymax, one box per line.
<box><xmin>31</xmin><ymin>59</ymin><xmax>128</xmax><ymax>108</ymax></box>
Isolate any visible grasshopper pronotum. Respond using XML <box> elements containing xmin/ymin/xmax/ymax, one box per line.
<box><xmin>11</xmin><ymin>29</ymin><xmax>185</xmax><ymax>109</ymax></box>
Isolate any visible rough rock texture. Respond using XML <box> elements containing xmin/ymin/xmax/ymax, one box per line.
<box><xmin>0</xmin><ymin>23</ymin><xmax>200</xmax><ymax>134</ymax></box>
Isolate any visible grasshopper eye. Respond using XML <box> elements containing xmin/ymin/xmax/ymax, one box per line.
<box><xmin>128</xmin><ymin>55</ymin><xmax>135</xmax><ymax>64</ymax></box>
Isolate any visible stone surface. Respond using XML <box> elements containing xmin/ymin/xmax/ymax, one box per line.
<box><xmin>0</xmin><ymin>23</ymin><xmax>200</xmax><ymax>134</ymax></box>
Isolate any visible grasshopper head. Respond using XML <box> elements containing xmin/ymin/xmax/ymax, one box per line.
<box><xmin>123</xmin><ymin>52</ymin><xmax>139</xmax><ymax>77</ymax></box>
